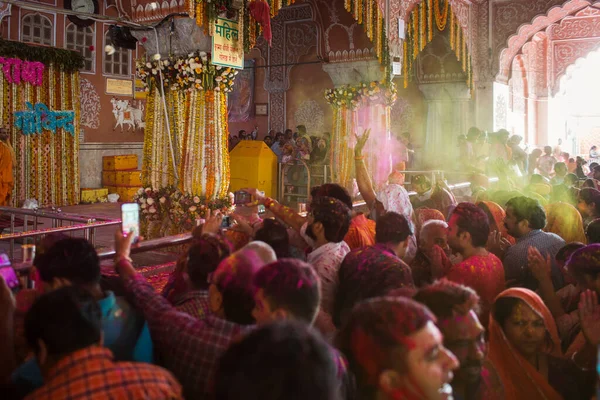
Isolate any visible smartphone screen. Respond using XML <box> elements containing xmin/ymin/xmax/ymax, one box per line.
<box><xmin>121</xmin><ymin>203</ymin><xmax>140</xmax><ymax>242</ymax></box>
<box><xmin>221</xmin><ymin>216</ymin><xmax>231</xmax><ymax>229</ymax></box>
<box><xmin>234</xmin><ymin>191</ymin><xmax>253</xmax><ymax>205</ymax></box>
<box><xmin>258</xmin><ymin>205</ymin><xmax>266</xmax><ymax>214</ymax></box>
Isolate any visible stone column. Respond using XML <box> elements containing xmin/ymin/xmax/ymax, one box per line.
<box><xmin>418</xmin><ymin>82</ymin><xmax>472</xmax><ymax>168</ymax></box>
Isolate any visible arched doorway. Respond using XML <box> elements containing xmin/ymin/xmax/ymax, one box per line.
<box><xmin>550</xmin><ymin>48</ymin><xmax>600</xmax><ymax>157</ymax></box>
<box><xmin>493</xmin><ymin>2</ymin><xmax>600</xmax><ymax>150</ymax></box>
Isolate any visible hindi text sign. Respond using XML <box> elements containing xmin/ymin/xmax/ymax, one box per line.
<box><xmin>212</xmin><ymin>18</ymin><xmax>243</xmax><ymax>69</ymax></box>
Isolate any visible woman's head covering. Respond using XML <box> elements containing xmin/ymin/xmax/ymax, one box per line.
<box><xmin>477</xmin><ymin>201</ymin><xmax>515</xmax><ymax>245</ymax></box>
<box><xmin>488</xmin><ymin>288</ymin><xmax>562</xmax><ymax>400</ymax></box>
<box><xmin>544</xmin><ymin>202</ymin><xmax>587</xmax><ymax>244</ymax></box>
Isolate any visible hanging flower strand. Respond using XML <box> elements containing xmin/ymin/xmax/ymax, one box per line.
<box><xmin>0</xmin><ymin>57</ymin><xmax>44</xmax><ymax>86</ymax></box>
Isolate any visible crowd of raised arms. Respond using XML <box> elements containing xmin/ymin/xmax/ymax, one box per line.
<box><xmin>4</xmin><ymin>126</ymin><xmax>600</xmax><ymax>400</ymax></box>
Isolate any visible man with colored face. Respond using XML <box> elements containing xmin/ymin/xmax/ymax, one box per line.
<box><xmin>445</xmin><ymin>203</ymin><xmax>505</xmax><ymax>326</ymax></box>
<box><xmin>415</xmin><ymin>280</ymin><xmax>504</xmax><ymax>400</ymax></box>
<box><xmin>337</xmin><ymin>296</ymin><xmax>459</xmax><ymax>400</ymax></box>
<box><xmin>411</xmin><ymin>220</ymin><xmax>453</xmax><ymax>287</ymax></box>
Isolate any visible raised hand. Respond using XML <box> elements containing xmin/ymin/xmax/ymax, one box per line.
<box><xmin>487</xmin><ymin>230</ymin><xmax>511</xmax><ymax>258</ymax></box>
<box><xmin>354</xmin><ymin>129</ymin><xmax>371</xmax><ymax>157</ymax></box>
<box><xmin>230</xmin><ymin>213</ymin><xmax>254</xmax><ymax>236</ymax></box>
<box><xmin>578</xmin><ymin>290</ymin><xmax>600</xmax><ymax>346</ymax></box>
<box><xmin>527</xmin><ymin>246</ymin><xmax>552</xmax><ymax>282</ymax></box>
<box><xmin>202</xmin><ymin>208</ymin><xmax>223</xmax><ymax>235</ymax></box>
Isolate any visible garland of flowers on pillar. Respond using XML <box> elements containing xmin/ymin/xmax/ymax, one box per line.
<box><xmin>344</xmin><ymin>0</ymin><xmax>390</xmax><ymax>69</ymax></box>
<box><xmin>402</xmin><ymin>0</ymin><xmax>472</xmax><ymax>91</ymax></box>
<box><xmin>137</xmin><ymin>52</ymin><xmax>234</xmax><ymax>235</ymax></box>
<box><xmin>324</xmin><ymin>80</ymin><xmax>397</xmax><ymax>189</ymax></box>
<box><xmin>0</xmin><ymin>51</ymin><xmax>80</xmax><ymax>207</ymax></box>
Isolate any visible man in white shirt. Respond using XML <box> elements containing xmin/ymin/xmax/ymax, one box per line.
<box><xmin>303</xmin><ymin>196</ymin><xmax>351</xmax><ymax>338</ymax></box>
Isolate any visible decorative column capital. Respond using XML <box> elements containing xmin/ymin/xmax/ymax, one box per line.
<box><xmin>322</xmin><ymin>59</ymin><xmax>387</xmax><ymax>87</ymax></box>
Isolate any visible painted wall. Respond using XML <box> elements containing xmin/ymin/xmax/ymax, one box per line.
<box><xmin>286</xmin><ymin>48</ymin><xmax>333</xmax><ymax>137</ymax></box>
<box><xmin>3</xmin><ymin>0</ymin><xmax>145</xmax><ymax>144</ymax></box>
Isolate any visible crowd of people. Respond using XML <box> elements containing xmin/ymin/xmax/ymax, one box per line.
<box><xmin>229</xmin><ymin>125</ymin><xmax>330</xmax><ymax>165</ymax></box>
<box><xmin>3</xmin><ymin>127</ymin><xmax>600</xmax><ymax>399</ymax></box>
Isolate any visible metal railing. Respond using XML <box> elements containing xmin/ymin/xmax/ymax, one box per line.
<box><xmin>0</xmin><ymin>207</ymin><xmax>121</xmax><ymax>259</ymax></box>
<box><xmin>278</xmin><ymin>158</ymin><xmax>313</xmax><ymax>203</ymax></box>
<box><xmin>96</xmin><ymin>233</ymin><xmax>193</xmax><ymax>261</ymax></box>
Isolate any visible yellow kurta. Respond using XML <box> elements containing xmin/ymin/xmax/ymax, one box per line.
<box><xmin>0</xmin><ymin>141</ymin><xmax>14</xmax><ymax>205</ymax></box>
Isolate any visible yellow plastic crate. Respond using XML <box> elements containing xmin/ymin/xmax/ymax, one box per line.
<box><xmin>80</xmin><ymin>188</ymin><xmax>108</xmax><ymax>203</ymax></box>
<box><xmin>115</xmin><ymin>170</ymin><xmax>142</xmax><ymax>187</ymax></box>
<box><xmin>102</xmin><ymin>155</ymin><xmax>138</xmax><ymax>171</ymax></box>
<box><xmin>116</xmin><ymin>186</ymin><xmax>141</xmax><ymax>202</ymax></box>
<box><xmin>102</xmin><ymin>171</ymin><xmax>116</xmax><ymax>186</ymax></box>
<box><xmin>229</xmin><ymin>141</ymin><xmax>277</xmax><ymax>197</ymax></box>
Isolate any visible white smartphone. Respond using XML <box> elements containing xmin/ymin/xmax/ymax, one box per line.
<box><xmin>121</xmin><ymin>203</ymin><xmax>140</xmax><ymax>243</ymax></box>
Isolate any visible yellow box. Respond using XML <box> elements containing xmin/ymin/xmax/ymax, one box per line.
<box><xmin>96</xmin><ymin>188</ymin><xmax>108</xmax><ymax>202</ymax></box>
<box><xmin>80</xmin><ymin>188</ymin><xmax>108</xmax><ymax>203</ymax></box>
<box><xmin>80</xmin><ymin>188</ymin><xmax>97</xmax><ymax>203</ymax></box>
<box><xmin>116</xmin><ymin>170</ymin><xmax>142</xmax><ymax>187</ymax></box>
<box><xmin>102</xmin><ymin>171</ymin><xmax>116</xmax><ymax>186</ymax></box>
<box><xmin>229</xmin><ymin>141</ymin><xmax>277</xmax><ymax>197</ymax></box>
<box><xmin>116</xmin><ymin>186</ymin><xmax>141</xmax><ymax>202</ymax></box>
<box><xmin>102</xmin><ymin>155</ymin><xmax>138</xmax><ymax>171</ymax></box>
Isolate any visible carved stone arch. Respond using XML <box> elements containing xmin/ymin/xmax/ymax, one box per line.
<box><xmin>496</xmin><ymin>0</ymin><xmax>598</xmax><ymax>83</ymax></box>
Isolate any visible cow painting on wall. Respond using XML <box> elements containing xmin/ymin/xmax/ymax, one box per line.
<box><xmin>111</xmin><ymin>98</ymin><xmax>145</xmax><ymax>132</ymax></box>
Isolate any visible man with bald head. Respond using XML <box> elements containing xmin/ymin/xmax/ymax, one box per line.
<box><xmin>410</xmin><ymin>220</ymin><xmax>452</xmax><ymax>287</ymax></box>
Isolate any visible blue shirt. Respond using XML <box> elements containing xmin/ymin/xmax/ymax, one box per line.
<box><xmin>270</xmin><ymin>141</ymin><xmax>284</xmax><ymax>162</ymax></box>
<box><xmin>12</xmin><ymin>291</ymin><xmax>153</xmax><ymax>391</ymax></box>
<box><xmin>503</xmin><ymin>229</ymin><xmax>565</xmax><ymax>290</ymax></box>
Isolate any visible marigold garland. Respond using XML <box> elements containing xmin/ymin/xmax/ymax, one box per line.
<box><xmin>187</xmin><ymin>0</ymin><xmax>296</xmax><ymax>53</ymax></box>
<box><xmin>344</xmin><ymin>0</ymin><xmax>390</xmax><ymax>69</ymax></box>
<box><xmin>142</xmin><ymin>84</ymin><xmax>231</xmax><ymax>220</ymax></box>
<box><xmin>324</xmin><ymin>81</ymin><xmax>397</xmax><ymax>109</ymax></box>
<box><xmin>434</xmin><ymin>0</ymin><xmax>449</xmax><ymax>31</ymax></box>
<box><xmin>402</xmin><ymin>1</ymin><xmax>472</xmax><ymax>91</ymax></box>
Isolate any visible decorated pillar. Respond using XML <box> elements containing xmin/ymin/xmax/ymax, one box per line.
<box><xmin>135</xmin><ymin>19</ymin><xmax>237</xmax><ymax>202</ymax></box>
<box><xmin>323</xmin><ymin>60</ymin><xmax>395</xmax><ymax>190</ymax></box>
<box><xmin>0</xmin><ymin>40</ymin><xmax>82</xmax><ymax>207</ymax></box>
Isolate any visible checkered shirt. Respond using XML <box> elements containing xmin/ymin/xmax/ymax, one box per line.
<box><xmin>24</xmin><ymin>346</ymin><xmax>181</xmax><ymax>400</ymax></box>
<box><xmin>125</xmin><ymin>274</ymin><xmax>252</xmax><ymax>399</ymax></box>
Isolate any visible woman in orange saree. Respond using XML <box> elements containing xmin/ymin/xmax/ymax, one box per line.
<box><xmin>489</xmin><ymin>288</ymin><xmax>588</xmax><ymax>400</ymax></box>
<box><xmin>544</xmin><ymin>202</ymin><xmax>587</xmax><ymax>244</ymax></box>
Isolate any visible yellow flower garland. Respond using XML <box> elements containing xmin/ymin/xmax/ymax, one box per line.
<box><xmin>143</xmin><ymin>85</ymin><xmax>230</xmax><ymax>202</ymax></box>
<box><xmin>434</xmin><ymin>0</ymin><xmax>449</xmax><ymax>31</ymax></box>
